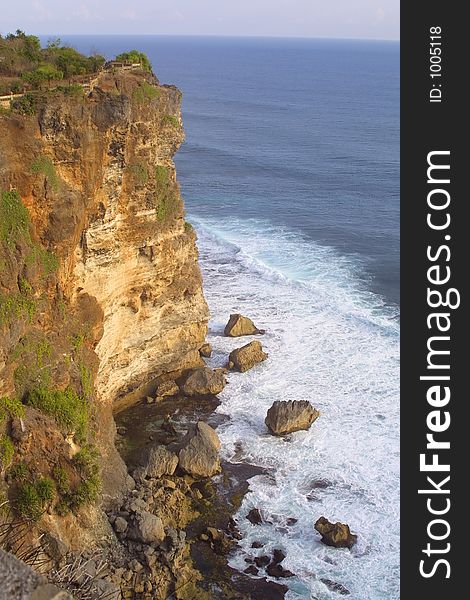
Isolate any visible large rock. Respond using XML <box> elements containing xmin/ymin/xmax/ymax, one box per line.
<box><xmin>314</xmin><ymin>517</ymin><xmax>357</xmax><ymax>549</ymax></box>
<box><xmin>199</xmin><ymin>343</ymin><xmax>213</xmax><ymax>358</ymax></box>
<box><xmin>179</xmin><ymin>367</ymin><xmax>226</xmax><ymax>397</ymax></box>
<box><xmin>265</xmin><ymin>400</ymin><xmax>320</xmax><ymax>436</ymax></box>
<box><xmin>229</xmin><ymin>341</ymin><xmax>268</xmax><ymax>373</ymax></box>
<box><xmin>178</xmin><ymin>421</ymin><xmax>221</xmax><ymax>478</ymax></box>
<box><xmin>224</xmin><ymin>314</ymin><xmax>265</xmax><ymax>337</ymax></box>
<box><xmin>134</xmin><ymin>511</ymin><xmax>165</xmax><ymax>544</ymax></box>
<box><xmin>145</xmin><ymin>445</ymin><xmax>179</xmax><ymax>479</ymax></box>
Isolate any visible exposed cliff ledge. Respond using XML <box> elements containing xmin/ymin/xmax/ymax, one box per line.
<box><xmin>0</xmin><ymin>67</ymin><xmax>208</xmax><ymax>542</ymax></box>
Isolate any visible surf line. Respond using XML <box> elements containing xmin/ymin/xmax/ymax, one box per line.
<box><xmin>418</xmin><ymin>150</ymin><xmax>460</xmax><ymax>580</ymax></box>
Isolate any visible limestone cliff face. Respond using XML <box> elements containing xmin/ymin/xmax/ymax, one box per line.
<box><xmin>0</xmin><ymin>68</ymin><xmax>208</xmax><ymax>543</ymax></box>
<box><xmin>43</xmin><ymin>70</ymin><xmax>208</xmax><ymax>407</ymax></box>
<box><xmin>1</xmin><ymin>69</ymin><xmax>208</xmax><ymax>407</ymax></box>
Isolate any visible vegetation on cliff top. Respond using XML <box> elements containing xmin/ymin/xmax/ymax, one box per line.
<box><xmin>0</xmin><ymin>30</ymin><xmax>105</xmax><ymax>94</ymax></box>
<box><xmin>0</xmin><ymin>31</ymin><xmax>154</xmax><ymax>97</ymax></box>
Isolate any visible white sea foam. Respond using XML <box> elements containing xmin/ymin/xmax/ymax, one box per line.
<box><xmin>192</xmin><ymin>216</ymin><xmax>399</xmax><ymax>600</ymax></box>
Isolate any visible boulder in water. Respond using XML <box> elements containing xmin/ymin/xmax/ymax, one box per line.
<box><xmin>265</xmin><ymin>400</ymin><xmax>320</xmax><ymax>436</ymax></box>
<box><xmin>228</xmin><ymin>340</ymin><xmax>268</xmax><ymax>372</ymax></box>
<box><xmin>179</xmin><ymin>367</ymin><xmax>226</xmax><ymax>397</ymax></box>
<box><xmin>199</xmin><ymin>343</ymin><xmax>213</xmax><ymax>358</ymax></box>
<box><xmin>314</xmin><ymin>517</ymin><xmax>357</xmax><ymax>549</ymax></box>
<box><xmin>224</xmin><ymin>314</ymin><xmax>265</xmax><ymax>337</ymax></box>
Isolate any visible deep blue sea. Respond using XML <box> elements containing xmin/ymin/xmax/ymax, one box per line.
<box><xmin>59</xmin><ymin>36</ymin><xmax>400</xmax><ymax>600</ymax></box>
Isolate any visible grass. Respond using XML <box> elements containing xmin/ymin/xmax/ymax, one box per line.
<box><xmin>184</xmin><ymin>222</ymin><xmax>194</xmax><ymax>233</ymax></box>
<box><xmin>15</xmin><ymin>477</ymin><xmax>55</xmax><ymax>521</ymax></box>
<box><xmin>155</xmin><ymin>165</ymin><xmax>168</xmax><ymax>187</ymax></box>
<box><xmin>31</xmin><ymin>156</ymin><xmax>60</xmax><ymax>191</ymax></box>
<box><xmin>154</xmin><ymin>165</ymin><xmax>178</xmax><ymax>222</ymax></box>
<box><xmin>1</xmin><ymin>188</ymin><xmax>58</xmax><ymax>277</ymax></box>
<box><xmin>129</xmin><ymin>163</ymin><xmax>148</xmax><ymax>186</ymax></box>
<box><xmin>132</xmin><ymin>81</ymin><xmax>160</xmax><ymax>104</ymax></box>
<box><xmin>0</xmin><ymin>396</ymin><xmax>25</xmax><ymax>423</ymax></box>
<box><xmin>52</xmin><ymin>466</ymin><xmax>70</xmax><ymax>495</ymax></box>
<box><xmin>55</xmin><ymin>446</ymin><xmax>101</xmax><ymax>514</ymax></box>
<box><xmin>25</xmin><ymin>244</ymin><xmax>60</xmax><ymax>275</ymax></box>
<box><xmin>9</xmin><ymin>461</ymin><xmax>29</xmax><ymax>481</ymax></box>
<box><xmin>0</xmin><ymin>435</ymin><xmax>15</xmax><ymax>469</ymax></box>
<box><xmin>0</xmin><ymin>190</ymin><xmax>30</xmax><ymax>245</ymax></box>
<box><xmin>162</xmin><ymin>114</ymin><xmax>179</xmax><ymax>128</ymax></box>
<box><xmin>0</xmin><ymin>292</ymin><xmax>36</xmax><ymax>325</ymax></box>
<box><xmin>25</xmin><ymin>387</ymin><xmax>88</xmax><ymax>443</ymax></box>
<box><xmin>79</xmin><ymin>363</ymin><xmax>94</xmax><ymax>401</ymax></box>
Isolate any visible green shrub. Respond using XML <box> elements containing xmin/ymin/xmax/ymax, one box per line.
<box><xmin>115</xmin><ymin>50</ymin><xmax>152</xmax><ymax>72</ymax></box>
<box><xmin>0</xmin><ymin>190</ymin><xmax>30</xmax><ymax>244</ymax></box>
<box><xmin>132</xmin><ymin>81</ymin><xmax>160</xmax><ymax>104</ymax></box>
<box><xmin>10</xmin><ymin>93</ymin><xmax>37</xmax><ymax>115</ymax></box>
<box><xmin>31</xmin><ymin>156</ymin><xmax>60</xmax><ymax>191</ymax></box>
<box><xmin>0</xmin><ymin>435</ymin><xmax>15</xmax><ymax>468</ymax></box>
<box><xmin>184</xmin><ymin>222</ymin><xmax>194</xmax><ymax>233</ymax></box>
<box><xmin>25</xmin><ymin>387</ymin><xmax>88</xmax><ymax>443</ymax></box>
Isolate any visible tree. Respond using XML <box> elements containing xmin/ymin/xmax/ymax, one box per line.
<box><xmin>115</xmin><ymin>50</ymin><xmax>152</xmax><ymax>73</ymax></box>
<box><xmin>23</xmin><ymin>64</ymin><xmax>63</xmax><ymax>89</ymax></box>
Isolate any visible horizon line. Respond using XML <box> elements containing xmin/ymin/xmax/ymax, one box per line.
<box><xmin>12</xmin><ymin>32</ymin><xmax>399</xmax><ymax>43</ymax></box>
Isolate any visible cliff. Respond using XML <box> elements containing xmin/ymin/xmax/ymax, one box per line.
<box><xmin>0</xmin><ymin>67</ymin><xmax>208</xmax><ymax>545</ymax></box>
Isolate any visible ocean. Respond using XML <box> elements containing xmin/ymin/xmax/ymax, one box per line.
<box><xmin>60</xmin><ymin>35</ymin><xmax>400</xmax><ymax>599</ymax></box>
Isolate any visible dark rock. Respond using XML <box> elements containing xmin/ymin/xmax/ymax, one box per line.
<box><xmin>114</xmin><ymin>516</ymin><xmax>128</xmax><ymax>533</ymax></box>
<box><xmin>247</xmin><ymin>508</ymin><xmax>263</xmax><ymax>525</ymax></box>
<box><xmin>244</xmin><ymin>565</ymin><xmax>259</xmax><ymax>576</ymax></box>
<box><xmin>252</xmin><ymin>541</ymin><xmax>264</xmax><ymax>549</ymax></box>
<box><xmin>266</xmin><ymin>563</ymin><xmax>295</xmax><ymax>578</ymax></box>
<box><xmin>224</xmin><ymin>314</ymin><xmax>265</xmax><ymax>337</ymax></box>
<box><xmin>228</xmin><ymin>341</ymin><xmax>268</xmax><ymax>373</ymax></box>
<box><xmin>265</xmin><ymin>400</ymin><xmax>320</xmax><ymax>436</ymax></box>
<box><xmin>272</xmin><ymin>549</ymin><xmax>286</xmax><ymax>564</ymax></box>
<box><xmin>320</xmin><ymin>578</ymin><xmax>351</xmax><ymax>595</ymax></box>
<box><xmin>314</xmin><ymin>517</ymin><xmax>357</xmax><ymax>549</ymax></box>
<box><xmin>254</xmin><ymin>555</ymin><xmax>271</xmax><ymax>568</ymax></box>
<box><xmin>286</xmin><ymin>518</ymin><xmax>298</xmax><ymax>526</ymax></box>
<box><xmin>42</xmin><ymin>533</ymin><xmax>68</xmax><ymax>561</ymax></box>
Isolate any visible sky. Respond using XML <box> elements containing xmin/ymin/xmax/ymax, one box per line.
<box><xmin>0</xmin><ymin>1</ymin><xmax>399</xmax><ymax>40</ymax></box>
